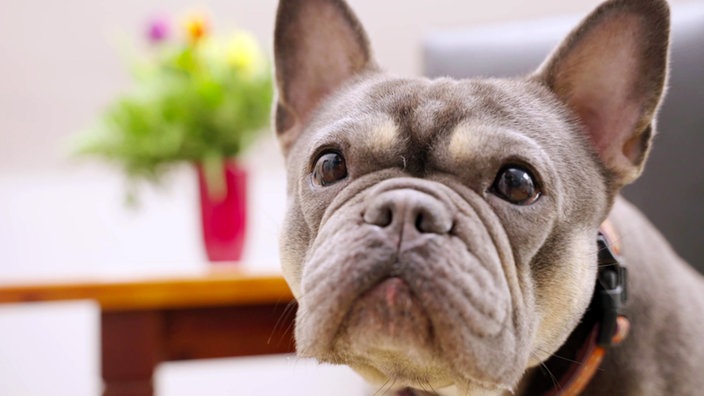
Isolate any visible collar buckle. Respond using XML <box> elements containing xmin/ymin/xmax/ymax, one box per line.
<box><xmin>595</xmin><ymin>233</ymin><xmax>628</xmax><ymax>346</ymax></box>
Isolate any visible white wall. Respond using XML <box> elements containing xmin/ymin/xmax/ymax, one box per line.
<box><xmin>0</xmin><ymin>1</ymin><xmax>696</xmax><ymax>395</ymax></box>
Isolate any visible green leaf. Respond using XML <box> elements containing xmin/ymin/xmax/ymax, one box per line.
<box><xmin>72</xmin><ymin>30</ymin><xmax>273</xmax><ymax>202</ymax></box>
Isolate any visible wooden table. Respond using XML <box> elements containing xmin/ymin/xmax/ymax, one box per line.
<box><xmin>0</xmin><ymin>270</ymin><xmax>297</xmax><ymax>396</ymax></box>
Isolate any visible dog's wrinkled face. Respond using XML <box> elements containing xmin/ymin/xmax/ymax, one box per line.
<box><xmin>274</xmin><ymin>0</ymin><xmax>668</xmax><ymax>393</ymax></box>
<box><xmin>283</xmin><ymin>77</ymin><xmax>604</xmax><ymax>391</ymax></box>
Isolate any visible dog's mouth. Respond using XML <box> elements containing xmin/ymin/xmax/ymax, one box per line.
<box><xmin>326</xmin><ymin>275</ymin><xmax>515</xmax><ymax>394</ymax></box>
<box><xmin>338</xmin><ymin>276</ymin><xmax>434</xmax><ymax>347</ymax></box>
<box><xmin>330</xmin><ymin>276</ymin><xmax>450</xmax><ymax>387</ymax></box>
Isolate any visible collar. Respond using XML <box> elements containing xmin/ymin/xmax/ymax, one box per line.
<box><xmin>538</xmin><ymin>220</ymin><xmax>630</xmax><ymax>396</ymax></box>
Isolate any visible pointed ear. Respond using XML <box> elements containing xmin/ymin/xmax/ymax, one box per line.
<box><xmin>537</xmin><ymin>0</ymin><xmax>670</xmax><ymax>188</ymax></box>
<box><xmin>274</xmin><ymin>0</ymin><xmax>375</xmax><ymax>155</ymax></box>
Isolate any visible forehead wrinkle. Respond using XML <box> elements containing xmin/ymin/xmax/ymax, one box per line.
<box><xmin>360</xmin><ymin>77</ymin><xmax>536</xmax><ymax>174</ymax></box>
<box><xmin>380</xmin><ymin>83</ymin><xmax>471</xmax><ymax>174</ymax></box>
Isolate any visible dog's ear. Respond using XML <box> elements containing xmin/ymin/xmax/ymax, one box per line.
<box><xmin>274</xmin><ymin>0</ymin><xmax>375</xmax><ymax>155</ymax></box>
<box><xmin>537</xmin><ymin>0</ymin><xmax>670</xmax><ymax>188</ymax></box>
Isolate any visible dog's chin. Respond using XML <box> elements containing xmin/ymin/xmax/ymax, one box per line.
<box><xmin>348</xmin><ymin>363</ymin><xmax>507</xmax><ymax>396</ymax></box>
<box><xmin>326</xmin><ymin>277</ymin><xmax>453</xmax><ymax>388</ymax></box>
<box><xmin>311</xmin><ymin>277</ymin><xmax>507</xmax><ymax>394</ymax></box>
<box><xmin>348</xmin><ymin>364</ymin><xmax>507</xmax><ymax>396</ymax></box>
<box><xmin>339</xmin><ymin>278</ymin><xmax>432</xmax><ymax>346</ymax></box>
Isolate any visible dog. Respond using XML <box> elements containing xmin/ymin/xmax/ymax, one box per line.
<box><xmin>272</xmin><ymin>0</ymin><xmax>704</xmax><ymax>394</ymax></box>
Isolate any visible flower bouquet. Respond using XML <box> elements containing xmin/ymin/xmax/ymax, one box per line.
<box><xmin>76</xmin><ymin>11</ymin><xmax>274</xmax><ymax>261</ymax></box>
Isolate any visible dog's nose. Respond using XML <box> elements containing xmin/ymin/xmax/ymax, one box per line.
<box><xmin>363</xmin><ymin>189</ymin><xmax>453</xmax><ymax>234</ymax></box>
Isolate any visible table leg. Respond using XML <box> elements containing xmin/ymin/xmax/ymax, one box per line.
<box><xmin>101</xmin><ymin>311</ymin><xmax>163</xmax><ymax>396</ymax></box>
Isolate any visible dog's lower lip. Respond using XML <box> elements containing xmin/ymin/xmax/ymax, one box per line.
<box><xmin>374</xmin><ymin>276</ymin><xmax>411</xmax><ymax>305</ymax></box>
<box><xmin>342</xmin><ymin>275</ymin><xmax>431</xmax><ymax>339</ymax></box>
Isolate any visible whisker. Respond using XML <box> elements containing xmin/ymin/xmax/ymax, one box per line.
<box><xmin>422</xmin><ymin>379</ymin><xmax>438</xmax><ymax>395</ymax></box>
<box><xmin>533</xmin><ymin>347</ymin><xmax>587</xmax><ymax>367</ymax></box>
<box><xmin>540</xmin><ymin>360</ymin><xmax>561</xmax><ymax>394</ymax></box>
<box><xmin>374</xmin><ymin>378</ymin><xmax>396</xmax><ymax>396</ymax></box>
<box><xmin>268</xmin><ymin>299</ymin><xmax>298</xmax><ymax>346</ymax></box>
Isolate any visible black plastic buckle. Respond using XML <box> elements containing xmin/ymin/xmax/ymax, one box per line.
<box><xmin>595</xmin><ymin>233</ymin><xmax>628</xmax><ymax>346</ymax></box>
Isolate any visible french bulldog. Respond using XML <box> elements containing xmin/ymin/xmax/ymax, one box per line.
<box><xmin>272</xmin><ymin>0</ymin><xmax>704</xmax><ymax>394</ymax></box>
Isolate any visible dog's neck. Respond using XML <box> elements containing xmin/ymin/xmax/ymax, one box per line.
<box><xmin>516</xmin><ymin>222</ymin><xmax>629</xmax><ymax>396</ymax></box>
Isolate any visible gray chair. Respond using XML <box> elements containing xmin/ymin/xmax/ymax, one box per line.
<box><xmin>423</xmin><ymin>3</ymin><xmax>704</xmax><ymax>269</ymax></box>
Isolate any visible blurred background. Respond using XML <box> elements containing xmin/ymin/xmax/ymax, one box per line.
<box><xmin>0</xmin><ymin>0</ymin><xmax>699</xmax><ymax>395</ymax></box>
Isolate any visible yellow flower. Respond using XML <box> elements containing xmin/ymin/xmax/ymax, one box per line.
<box><xmin>182</xmin><ymin>10</ymin><xmax>209</xmax><ymax>43</ymax></box>
<box><xmin>224</xmin><ymin>32</ymin><xmax>265</xmax><ymax>77</ymax></box>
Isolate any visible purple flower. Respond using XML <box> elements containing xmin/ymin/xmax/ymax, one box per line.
<box><xmin>147</xmin><ymin>15</ymin><xmax>170</xmax><ymax>43</ymax></box>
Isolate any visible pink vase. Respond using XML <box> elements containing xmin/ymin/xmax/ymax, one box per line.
<box><xmin>196</xmin><ymin>160</ymin><xmax>247</xmax><ymax>263</ymax></box>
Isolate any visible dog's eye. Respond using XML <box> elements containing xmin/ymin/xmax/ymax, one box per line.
<box><xmin>312</xmin><ymin>151</ymin><xmax>347</xmax><ymax>186</ymax></box>
<box><xmin>492</xmin><ymin>166</ymin><xmax>540</xmax><ymax>205</ymax></box>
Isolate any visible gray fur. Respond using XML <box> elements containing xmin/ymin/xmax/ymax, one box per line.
<box><xmin>273</xmin><ymin>0</ymin><xmax>704</xmax><ymax>394</ymax></box>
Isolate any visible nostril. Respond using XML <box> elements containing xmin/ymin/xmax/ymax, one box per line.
<box><xmin>414</xmin><ymin>207</ymin><xmax>453</xmax><ymax>234</ymax></box>
<box><xmin>363</xmin><ymin>205</ymin><xmax>393</xmax><ymax>228</ymax></box>
<box><xmin>414</xmin><ymin>210</ymin><xmax>452</xmax><ymax>234</ymax></box>
<box><xmin>414</xmin><ymin>213</ymin><xmax>424</xmax><ymax>233</ymax></box>
<box><xmin>378</xmin><ymin>207</ymin><xmax>392</xmax><ymax>227</ymax></box>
